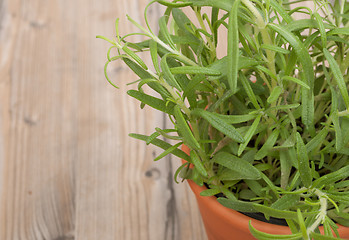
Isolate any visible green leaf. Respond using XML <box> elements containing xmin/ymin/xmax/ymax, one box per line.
<box><xmin>183</xmin><ymin>74</ymin><xmax>204</xmax><ymax>108</ymax></box>
<box><xmin>268</xmin><ymin>23</ymin><xmax>314</xmax><ymax>129</ymax></box>
<box><xmin>301</xmin><ymin>85</ymin><xmax>315</xmax><ymax>131</ymax></box>
<box><xmin>275</xmin><ymin>135</ymin><xmax>295</xmax><ymax>149</ymax></box>
<box><xmin>286</xmin><ymin>219</ymin><xmax>299</xmax><ymax>235</ymax></box>
<box><xmin>266</xmin><ymin>103</ymin><xmax>300</xmax><ymax>112</ymax></box>
<box><xmin>256</xmin><ymin>65</ymin><xmax>277</xmax><ymax>80</ymax></box>
<box><xmin>254</xmin><ymin>204</ymin><xmax>299</xmax><ymax>220</ymax></box>
<box><xmin>271</xmin><ymin>194</ymin><xmax>299</xmax><ymax>210</ymax></box>
<box><xmin>227</xmin><ymin>0</ymin><xmax>240</xmax><ymax>93</ymax></box>
<box><xmin>312</xmin><ymin>165</ymin><xmax>349</xmax><ymax>188</ymax></box>
<box><xmin>170</xmin><ymin>66</ymin><xmax>221</xmax><ymax>75</ymax></box>
<box><xmin>159</xmin><ymin>15</ymin><xmax>176</xmax><ymax>49</ymax></box>
<box><xmin>270</xmin><ymin>0</ymin><xmax>293</xmax><ymax>23</ymax></box>
<box><xmin>187</xmin><ymin>168</ymin><xmax>204</xmax><ymax>186</ymax></box>
<box><xmin>136</xmin><ymin>78</ymin><xmax>157</xmax><ymax>90</ymax></box>
<box><xmin>96</xmin><ymin>35</ymin><xmax>116</xmax><ymax>45</ymax></box>
<box><xmin>240</xmin><ymin>72</ymin><xmax>261</xmax><ymax>109</ymax></box>
<box><xmin>174</xmin><ymin>106</ymin><xmax>200</xmax><ymax>150</ymax></box>
<box><xmin>219</xmin><ymin>168</ymin><xmax>257</xmax><ymax>181</ymax></box>
<box><xmin>160</xmin><ymin>54</ymin><xmax>183</xmax><ymax>91</ymax></box>
<box><xmin>213</xmin><ymin>152</ymin><xmax>261</xmax><ymax>180</ymax></box>
<box><xmin>280</xmin><ymin>151</ymin><xmax>292</xmax><ymax>189</ymax></box>
<box><xmin>172</xmin><ymin>9</ymin><xmax>200</xmax><ymax>46</ymax></box>
<box><xmin>284</xmin><ymin>51</ymin><xmax>297</xmax><ymax>77</ymax></box>
<box><xmin>341</xmin><ymin>118</ymin><xmax>349</xmax><ymax>148</ymax></box>
<box><xmin>305</xmin><ymin>127</ymin><xmax>328</xmax><ymax>153</ymax></box>
<box><xmin>207</xmin><ymin>90</ymin><xmax>234</xmax><ymax>112</ymax></box>
<box><xmin>244</xmin><ymin>179</ymin><xmax>262</xmax><ymax>196</ymax></box>
<box><xmin>313</xmin><ymin>12</ymin><xmax>327</xmax><ymax>48</ymax></box>
<box><xmin>209</xmin><ymin>56</ymin><xmax>263</xmax><ymax>76</ymax></box>
<box><xmin>121</xmin><ymin>54</ymin><xmax>149</xmax><ymax>78</ymax></box>
<box><xmin>211</xmin><ymin>7</ymin><xmax>219</xmax><ymax>46</ymax></box>
<box><xmin>332</xmin><ymin>110</ymin><xmax>343</xmax><ymax>151</ymax></box>
<box><xmin>309</xmin><ymin>232</ymin><xmax>342</xmax><ymax>240</ymax></box>
<box><xmin>191</xmin><ymin>108</ymin><xmax>245</xmax><ymax>143</ymax></box>
<box><xmin>326</xmin><ymin>192</ymin><xmax>349</xmax><ymax>205</ymax></box>
<box><xmin>174</xmin><ymin>162</ymin><xmax>189</xmax><ymax>183</ymax></box>
<box><xmin>122</xmin><ymin>45</ymin><xmax>148</xmax><ymax>70</ymax></box>
<box><xmin>334</xmin><ymin>180</ymin><xmax>349</xmax><ymax>188</ymax></box>
<box><xmin>323</xmin><ymin>48</ymin><xmax>349</xmax><ymax>109</ymax></box>
<box><xmin>149</xmin><ymin>40</ymin><xmax>160</xmax><ymax>74</ymax></box>
<box><xmin>217</xmin><ymin>197</ymin><xmax>256</xmax><ymax>212</ymax></box>
<box><xmin>249</xmin><ymin>221</ymin><xmax>303</xmax><ymax>240</ymax></box>
<box><xmin>282</xmin><ymin>76</ymin><xmax>310</xmax><ymax>90</ymax></box>
<box><xmin>261</xmin><ymin>44</ymin><xmax>290</xmax><ymax>54</ymax></box>
<box><xmin>328</xmin><ymin>208</ymin><xmax>349</xmax><ymax>227</ymax></box>
<box><xmin>220</xmin><ymin>187</ymin><xmax>238</xmax><ymax>200</ymax></box>
<box><xmin>156</xmin><ymin>0</ymin><xmax>192</xmax><ymax>7</ymax></box>
<box><xmin>238</xmin><ymin>115</ymin><xmax>262</xmax><ymax>156</ymax></box>
<box><xmin>296</xmin><ymin>132</ymin><xmax>312</xmax><ymax>187</ymax></box>
<box><xmin>326</xmin><ymin>218</ymin><xmax>341</xmax><ymax>237</ymax></box>
<box><xmin>327</xmin><ymin>27</ymin><xmax>349</xmax><ymax>36</ymax></box>
<box><xmin>180</xmin><ymin>0</ymin><xmax>234</xmax><ymax>11</ymax></box>
<box><xmin>200</xmin><ymin>188</ymin><xmax>221</xmax><ymax>197</ymax></box>
<box><xmin>304</xmin><ymin>31</ymin><xmax>322</xmax><ymax>48</ymax></box>
<box><xmin>209</xmin><ymin>113</ymin><xmax>256</xmax><ymax>124</ymax></box>
<box><xmin>286</xmin><ymin>19</ymin><xmax>333</xmax><ymax>32</ymax></box>
<box><xmin>268</xmin><ymin>23</ymin><xmax>314</xmax><ymax>88</ymax></box>
<box><xmin>260</xmin><ymin>172</ymin><xmax>280</xmax><ymax>198</ymax></box>
<box><xmin>129</xmin><ymin>133</ymin><xmax>190</xmax><ymax>161</ymax></box>
<box><xmin>171</xmin><ymin>35</ymin><xmax>199</xmax><ymax>45</ymax></box>
<box><xmin>123</xmin><ymin>58</ymin><xmax>170</xmax><ymax>98</ymax></box>
<box><xmin>297</xmin><ymin>209</ymin><xmax>308</xmax><ymax>240</ymax></box>
<box><xmin>255</xmin><ymin>129</ymin><xmax>279</xmax><ymax>160</ymax></box>
<box><xmin>154</xmin><ymin>142</ymin><xmax>184</xmax><ymax>161</ymax></box>
<box><xmin>327</xmin><ymin>36</ymin><xmax>349</xmax><ymax>46</ymax></box>
<box><xmin>239</xmin><ymin>189</ymin><xmax>256</xmax><ymax>199</ymax></box>
<box><xmin>127</xmin><ymin>90</ymin><xmax>175</xmax><ymax>115</ymax></box>
<box><xmin>155</xmin><ymin>128</ymin><xmax>181</xmax><ymax>141</ymax></box>
<box><xmin>190</xmin><ymin>150</ymin><xmax>208</xmax><ymax>177</ymax></box>
<box><xmin>146</xmin><ymin>131</ymin><xmax>161</xmax><ymax>145</ymax></box>
<box><xmin>164</xmin><ymin>55</ymin><xmax>191</xmax><ymax>87</ymax></box>
<box><xmin>287</xmin><ymin>170</ymin><xmax>300</xmax><ymax>191</ymax></box>
<box><xmin>267</xmin><ymin>86</ymin><xmax>283</xmax><ymax>104</ymax></box>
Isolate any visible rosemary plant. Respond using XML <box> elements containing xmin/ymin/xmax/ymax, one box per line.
<box><xmin>98</xmin><ymin>0</ymin><xmax>349</xmax><ymax>238</ymax></box>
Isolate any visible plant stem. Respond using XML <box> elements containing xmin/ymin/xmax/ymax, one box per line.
<box><xmin>194</xmin><ymin>7</ymin><xmax>216</xmax><ymax>60</ymax></box>
<box><xmin>126</xmin><ymin>15</ymin><xmax>199</xmax><ymax>67</ymax></box>
<box><xmin>160</xmin><ymin>78</ymin><xmax>191</xmax><ymax>114</ymax></box>
<box><xmin>241</xmin><ymin>0</ymin><xmax>277</xmax><ymax>88</ymax></box>
<box><xmin>306</xmin><ymin>189</ymin><xmax>327</xmax><ymax>237</ymax></box>
<box><xmin>338</xmin><ymin>0</ymin><xmax>345</xmax><ymax>26</ymax></box>
<box><xmin>241</xmin><ymin>0</ymin><xmax>279</xmax><ymax>130</ymax></box>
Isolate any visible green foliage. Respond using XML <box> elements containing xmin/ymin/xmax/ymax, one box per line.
<box><xmin>98</xmin><ymin>0</ymin><xmax>349</xmax><ymax>238</ymax></box>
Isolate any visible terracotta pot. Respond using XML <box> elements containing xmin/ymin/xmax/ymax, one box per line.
<box><xmin>182</xmin><ymin>146</ymin><xmax>349</xmax><ymax>239</ymax></box>
<box><xmin>187</xmin><ymin>179</ymin><xmax>349</xmax><ymax>240</ymax></box>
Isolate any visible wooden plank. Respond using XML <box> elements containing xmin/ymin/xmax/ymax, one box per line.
<box><xmin>0</xmin><ymin>0</ymin><xmax>207</xmax><ymax>239</ymax></box>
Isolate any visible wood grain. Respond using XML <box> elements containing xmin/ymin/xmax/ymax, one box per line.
<box><xmin>0</xmin><ymin>0</ymin><xmax>207</xmax><ymax>239</ymax></box>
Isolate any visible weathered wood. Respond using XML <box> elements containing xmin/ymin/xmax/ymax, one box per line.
<box><xmin>0</xmin><ymin>0</ymin><xmax>207</xmax><ymax>239</ymax></box>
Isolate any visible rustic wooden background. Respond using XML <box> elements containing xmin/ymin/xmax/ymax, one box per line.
<box><xmin>0</xmin><ymin>0</ymin><xmax>207</xmax><ymax>239</ymax></box>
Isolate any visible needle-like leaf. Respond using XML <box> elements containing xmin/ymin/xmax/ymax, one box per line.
<box><xmin>227</xmin><ymin>0</ymin><xmax>240</xmax><ymax>93</ymax></box>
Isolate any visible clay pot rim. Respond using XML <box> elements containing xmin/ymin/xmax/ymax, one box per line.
<box><xmin>186</xmin><ymin>178</ymin><xmax>349</xmax><ymax>236</ymax></box>
<box><xmin>187</xmin><ymin>178</ymin><xmax>292</xmax><ymax>235</ymax></box>
<box><xmin>181</xmin><ymin>144</ymin><xmax>349</xmax><ymax>236</ymax></box>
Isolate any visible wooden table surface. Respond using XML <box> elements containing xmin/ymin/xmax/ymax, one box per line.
<box><xmin>0</xmin><ymin>0</ymin><xmax>207</xmax><ymax>239</ymax></box>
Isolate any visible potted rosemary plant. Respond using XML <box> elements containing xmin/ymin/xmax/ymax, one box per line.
<box><xmin>98</xmin><ymin>0</ymin><xmax>349</xmax><ymax>239</ymax></box>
